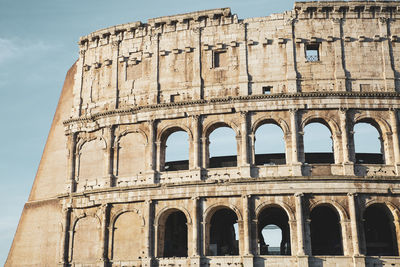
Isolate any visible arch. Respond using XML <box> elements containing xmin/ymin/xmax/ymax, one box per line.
<box><xmin>155</xmin><ymin>206</ymin><xmax>192</xmax><ymax>226</ymax></box>
<box><xmin>309</xmin><ymin>200</ymin><xmax>350</xmax><ymax>222</ymax></box>
<box><xmin>303</xmin><ymin>118</ymin><xmax>336</xmax><ymax>164</ymax></box>
<box><xmin>110</xmin><ymin>208</ymin><xmax>145</xmax><ymax>228</ymax></box>
<box><xmin>363</xmin><ymin>202</ymin><xmax>399</xmax><ymax>256</ymax></box>
<box><xmin>205</xmin><ymin>205</ymin><xmax>240</xmax><ymax>256</ymax></box>
<box><xmin>353</xmin><ymin>115</ymin><xmax>392</xmax><ymax>136</ymax></box>
<box><xmin>203</xmin><ymin>203</ymin><xmax>243</xmax><ymax>223</ymax></box>
<box><xmin>252</xmin><ymin>117</ymin><xmax>290</xmax><ymax>136</ymax></box>
<box><xmin>111</xmin><ymin>210</ymin><xmax>145</xmax><ymax>260</ymax></box>
<box><xmin>255</xmin><ymin>202</ymin><xmax>295</xmax><ymax>222</ymax></box>
<box><xmin>309</xmin><ymin>204</ymin><xmax>344</xmax><ymax>255</ymax></box>
<box><xmin>158</xmin><ymin>125</ymin><xmax>191</xmax><ymax>171</ymax></box>
<box><xmin>256</xmin><ymin>205</ymin><xmax>291</xmax><ymax>255</ymax></box>
<box><xmin>203</xmin><ymin>120</ymin><xmax>241</xmax><ymax>139</ymax></box>
<box><xmin>157</xmin><ymin>124</ymin><xmax>193</xmax><ymax>143</ymax></box>
<box><xmin>353</xmin><ymin>120</ymin><xmax>385</xmax><ymax>164</ymax></box>
<box><xmin>206</xmin><ymin>123</ymin><xmax>238</xmax><ymax>168</ymax></box>
<box><xmin>115</xmin><ymin>128</ymin><xmax>149</xmax><ymax>146</ymax></box>
<box><xmin>72</xmin><ymin>214</ymin><xmax>101</xmax><ymax>262</ymax></box>
<box><xmin>301</xmin><ymin>115</ymin><xmax>340</xmax><ymax>134</ymax></box>
<box><xmin>76</xmin><ymin>134</ymin><xmax>107</xmax><ymax>153</ymax></box>
<box><xmin>156</xmin><ymin>208</ymin><xmax>189</xmax><ymax>257</ymax></box>
<box><xmin>254</xmin><ymin>122</ymin><xmax>286</xmax><ymax>165</ymax></box>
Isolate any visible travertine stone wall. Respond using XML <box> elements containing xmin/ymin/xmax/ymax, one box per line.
<box><xmin>6</xmin><ymin>2</ymin><xmax>400</xmax><ymax>267</ymax></box>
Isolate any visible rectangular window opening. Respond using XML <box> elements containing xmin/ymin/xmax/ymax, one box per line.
<box><xmin>262</xmin><ymin>86</ymin><xmax>273</xmax><ymax>95</ymax></box>
<box><xmin>213</xmin><ymin>50</ymin><xmax>226</xmax><ymax>68</ymax></box>
<box><xmin>305</xmin><ymin>44</ymin><xmax>320</xmax><ymax>62</ymax></box>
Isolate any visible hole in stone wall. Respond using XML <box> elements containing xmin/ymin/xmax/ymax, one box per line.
<box><xmin>165</xmin><ymin>130</ymin><xmax>189</xmax><ymax>171</ymax></box>
<box><xmin>162</xmin><ymin>211</ymin><xmax>188</xmax><ymax>257</ymax></box>
<box><xmin>304</xmin><ymin>122</ymin><xmax>334</xmax><ymax>164</ymax></box>
<box><xmin>209</xmin><ymin>126</ymin><xmax>237</xmax><ymax>168</ymax></box>
<box><xmin>310</xmin><ymin>205</ymin><xmax>343</xmax><ymax>256</ymax></box>
<box><xmin>262</xmin><ymin>86</ymin><xmax>273</xmax><ymax>95</ymax></box>
<box><xmin>305</xmin><ymin>43</ymin><xmax>320</xmax><ymax>62</ymax></box>
<box><xmin>364</xmin><ymin>204</ymin><xmax>398</xmax><ymax>256</ymax></box>
<box><xmin>354</xmin><ymin>122</ymin><xmax>384</xmax><ymax>164</ymax></box>
<box><xmin>208</xmin><ymin>208</ymin><xmax>239</xmax><ymax>256</ymax></box>
<box><xmin>255</xmin><ymin>123</ymin><xmax>286</xmax><ymax>165</ymax></box>
<box><xmin>257</xmin><ymin>207</ymin><xmax>291</xmax><ymax>255</ymax></box>
<box><xmin>214</xmin><ymin>50</ymin><xmax>227</xmax><ymax>68</ymax></box>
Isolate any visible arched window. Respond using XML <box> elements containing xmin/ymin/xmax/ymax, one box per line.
<box><xmin>255</xmin><ymin>123</ymin><xmax>286</xmax><ymax>165</ymax></box>
<box><xmin>310</xmin><ymin>205</ymin><xmax>343</xmax><ymax>255</ymax></box>
<box><xmin>364</xmin><ymin>204</ymin><xmax>398</xmax><ymax>256</ymax></box>
<box><xmin>164</xmin><ymin>130</ymin><xmax>189</xmax><ymax>171</ymax></box>
<box><xmin>208</xmin><ymin>208</ymin><xmax>239</xmax><ymax>255</ymax></box>
<box><xmin>208</xmin><ymin>126</ymin><xmax>237</xmax><ymax>168</ymax></box>
<box><xmin>257</xmin><ymin>207</ymin><xmax>291</xmax><ymax>255</ymax></box>
<box><xmin>304</xmin><ymin>122</ymin><xmax>334</xmax><ymax>164</ymax></box>
<box><xmin>354</xmin><ymin>122</ymin><xmax>384</xmax><ymax>164</ymax></box>
<box><xmin>159</xmin><ymin>210</ymin><xmax>188</xmax><ymax>257</ymax></box>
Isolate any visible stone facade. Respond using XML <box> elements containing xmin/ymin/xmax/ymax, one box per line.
<box><xmin>6</xmin><ymin>1</ymin><xmax>400</xmax><ymax>267</ymax></box>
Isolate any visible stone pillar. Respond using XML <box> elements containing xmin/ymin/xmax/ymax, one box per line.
<box><xmin>238</xmin><ymin>23</ymin><xmax>249</xmax><ymax>96</ymax></box>
<box><xmin>332</xmin><ymin>18</ymin><xmax>348</xmax><ymax>91</ymax></box>
<box><xmin>59</xmin><ymin>207</ymin><xmax>71</xmax><ymax>266</ymax></box>
<box><xmin>146</xmin><ymin>120</ymin><xmax>157</xmax><ymax>183</ymax></box>
<box><xmin>348</xmin><ymin>193</ymin><xmax>360</xmax><ymax>256</ymax></box>
<box><xmin>240</xmin><ymin>112</ymin><xmax>251</xmax><ymax>177</ymax></box>
<box><xmin>295</xmin><ymin>193</ymin><xmax>306</xmax><ymax>256</ymax></box>
<box><xmin>191</xmin><ymin>197</ymin><xmax>200</xmax><ymax>256</ymax></box>
<box><xmin>156</xmin><ymin>141</ymin><xmax>162</xmax><ymax>173</ymax></box>
<box><xmin>295</xmin><ymin>193</ymin><xmax>309</xmax><ymax>267</ymax></box>
<box><xmin>201</xmin><ymin>137</ymin><xmax>209</xmax><ymax>169</ymax></box>
<box><xmin>66</xmin><ymin>134</ymin><xmax>77</xmax><ymax>193</ymax></box>
<box><xmin>290</xmin><ymin>109</ymin><xmax>302</xmax><ymax>176</ymax></box>
<box><xmin>339</xmin><ymin>109</ymin><xmax>355</xmax><ymax>175</ymax></box>
<box><xmin>242</xmin><ymin>195</ymin><xmax>252</xmax><ymax>256</ymax></box>
<box><xmin>100</xmin><ymin>204</ymin><xmax>109</xmax><ymax>265</ymax></box>
<box><xmin>379</xmin><ymin>17</ymin><xmax>396</xmax><ymax>92</ymax></box>
<box><xmin>192</xmin><ymin>27</ymin><xmax>203</xmax><ymax>99</ymax></box>
<box><xmin>142</xmin><ymin>200</ymin><xmax>153</xmax><ymax>267</ymax></box>
<box><xmin>192</xmin><ymin>116</ymin><xmax>201</xmax><ymax>170</ymax></box>
<box><xmin>390</xmin><ymin>109</ymin><xmax>400</xmax><ymax>174</ymax></box>
<box><xmin>104</xmin><ymin>127</ymin><xmax>114</xmax><ymax>187</ymax></box>
<box><xmin>111</xmin><ymin>40</ymin><xmax>120</xmax><ymax>109</ymax></box>
<box><xmin>287</xmin><ymin>18</ymin><xmax>299</xmax><ymax>93</ymax></box>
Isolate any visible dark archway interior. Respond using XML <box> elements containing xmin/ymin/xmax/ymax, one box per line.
<box><xmin>163</xmin><ymin>211</ymin><xmax>188</xmax><ymax>257</ymax></box>
<box><xmin>364</xmin><ymin>204</ymin><xmax>398</xmax><ymax>256</ymax></box>
<box><xmin>310</xmin><ymin>206</ymin><xmax>343</xmax><ymax>255</ymax></box>
<box><xmin>257</xmin><ymin>207</ymin><xmax>291</xmax><ymax>255</ymax></box>
<box><xmin>209</xmin><ymin>208</ymin><xmax>239</xmax><ymax>255</ymax></box>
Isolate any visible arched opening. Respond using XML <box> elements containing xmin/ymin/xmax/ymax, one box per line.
<box><xmin>310</xmin><ymin>205</ymin><xmax>343</xmax><ymax>255</ymax></box>
<box><xmin>208</xmin><ymin>126</ymin><xmax>237</xmax><ymax>168</ymax></box>
<box><xmin>257</xmin><ymin>206</ymin><xmax>291</xmax><ymax>255</ymax></box>
<box><xmin>354</xmin><ymin>122</ymin><xmax>384</xmax><ymax>164</ymax></box>
<box><xmin>255</xmin><ymin>123</ymin><xmax>286</xmax><ymax>165</ymax></box>
<box><xmin>363</xmin><ymin>204</ymin><xmax>398</xmax><ymax>256</ymax></box>
<box><xmin>304</xmin><ymin>122</ymin><xmax>334</xmax><ymax>164</ymax></box>
<box><xmin>160</xmin><ymin>210</ymin><xmax>188</xmax><ymax>257</ymax></box>
<box><xmin>208</xmin><ymin>208</ymin><xmax>239</xmax><ymax>256</ymax></box>
<box><xmin>163</xmin><ymin>129</ymin><xmax>189</xmax><ymax>171</ymax></box>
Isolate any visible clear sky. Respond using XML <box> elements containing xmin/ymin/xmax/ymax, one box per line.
<box><xmin>0</xmin><ymin>0</ymin><xmax>381</xmax><ymax>264</ymax></box>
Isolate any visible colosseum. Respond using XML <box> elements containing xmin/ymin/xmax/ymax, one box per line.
<box><xmin>6</xmin><ymin>1</ymin><xmax>400</xmax><ymax>266</ymax></box>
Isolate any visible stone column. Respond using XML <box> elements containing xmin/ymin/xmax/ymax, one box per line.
<box><xmin>240</xmin><ymin>112</ymin><xmax>251</xmax><ymax>177</ymax></box>
<box><xmin>100</xmin><ymin>204</ymin><xmax>109</xmax><ymax>264</ymax></box>
<box><xmin>201</xmin><ymin>137</ymin><xmax>209</xmax><ymax>169</ymax></box>
<box><xmin>242</xmin><ymin>195</ymin><xmax>252</xmax><ymax>256</ymax></box>
<box><xmin>111</xmin><ymin>40</ymin><xmax>120</xmax><ymax>109</ymax></box>
<box><xmin>192</xmin><ymin>27</ymin><xmax>203</xmax><ymax>99</ymax></box>
<box><xmin>390</xmin><ymin>109</ymin><xmax>400</xmax><ymax>174</ymax></box>
<box><xmin>295</xmin><ymin>193</ymin><xmax>306</xmax><ymax>256</ymax></box>
<box><xmin>348</xmin><ymin>193</ymin><xmax>360</xmax><ymax>256</ymax></box>
<box><xmin>142</xmin><ymin>200</ymin><xmax>153</xmax><ymax>267</ymax></box>
<box><xmin>287</xmin><ymin>18</ymin><xmax>299</xmax><ymax>93</ymax></box>
<box><xmin>339</xmin><ymin>109</ymin><xmax>355</xmax><ymax>175</ymax></box>
<box><xmin>192</xmin><ymin>116</ymin><xmax>201</xmax><ymax>170</ymax></box>
<box><xmin>104</xmin><ymin>127</ymin><xmax>114</xmax><ymax>187</ymax></box>
<box><xmin>59</xmin><ymin>207</ymin><xmax>71</xmax><ymax>266</ymax></box>
<box><xmin>67</xmin><ymin>134</ymin><xmax>77</xmax><ymax>193</ymax></box>
<box><xmin>156</xmin><ymin>141</ymin><xmax>162</xmax><ymax>173</ymax></box>
<box><xmin>238</xmin><ymin>23</ymin><xmax>249</xmax><ymax>96</ymax></box>
<box><xmin>290</xmin><ymin>109</ymin><xmax>302</xmax><ymax>176</ymax></box>
<box><xmin>146</xmin><ymin>120</ymin><xmax>157</xmax><ymax>183</ymax></box>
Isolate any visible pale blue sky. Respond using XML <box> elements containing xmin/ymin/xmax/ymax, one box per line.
<box><xmin>0</xmin><ymin>0</ymin><xmax>380</xmax><ymax>264</ymax></box>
